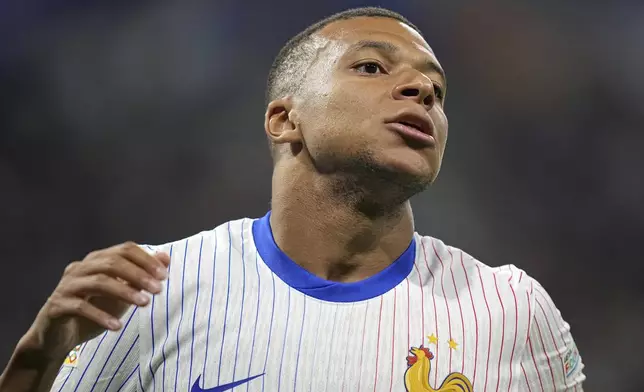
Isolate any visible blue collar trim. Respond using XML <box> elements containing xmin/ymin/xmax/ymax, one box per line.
<box><xmin>252</xmin><ymin>211</ymin><xmax>416</xmax><ymax>303</ymax></box>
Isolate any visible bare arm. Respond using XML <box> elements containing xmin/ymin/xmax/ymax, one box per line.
<box><xmin>0</xmin><ymin>329</ymin><xmax>71</xmax><ymax>392</ymax></box>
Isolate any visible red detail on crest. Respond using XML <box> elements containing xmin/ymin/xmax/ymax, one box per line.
<box><xmin>406</xmin><ymin>345</ymin><xmax>434</xmax><ymax>367</ymax></box>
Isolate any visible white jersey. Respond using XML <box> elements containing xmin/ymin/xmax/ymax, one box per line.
<box><xmin>51</xmin><ymin>212</ymin><xmax>585</xmax><ymax>391</ymax></box>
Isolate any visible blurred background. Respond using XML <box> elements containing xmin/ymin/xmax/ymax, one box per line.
<box><xmin>1</xmin><ymin>0</ymin><xmax>642</xmax><ymax>390</ymax></box>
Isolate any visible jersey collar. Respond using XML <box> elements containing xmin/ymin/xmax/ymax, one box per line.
<box><xmin>252</xmin><ymin>211</ymin><xmax>416</xmax><ymax>302</ymax></box>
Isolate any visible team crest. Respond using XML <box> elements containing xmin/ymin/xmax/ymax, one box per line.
<box><xmin>404</xmin><ymin>345</ymin><xmax>473</xmax><ymax>392</ymax></box>
<box><xmin>63</xmin><ymin>344</ymin><xmax>82</xmax><ymax>368</ymax></box>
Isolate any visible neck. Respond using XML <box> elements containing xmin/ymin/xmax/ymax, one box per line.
<box><xmin>269</xmin><ymin>163</ymin><xmax>415</xmax><ymax>283</ymax></box>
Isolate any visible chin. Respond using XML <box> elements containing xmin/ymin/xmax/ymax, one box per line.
<box><xmin>324</xmin><ymin>147</ymin><xmax>437</xmax><ymax>196</ymax></box>
<box><xmin>328</xmin><ymin>149</ymin><xmax>436</xmax><ymax>214</ymax></box>
<box><xmin>379</xmin><ymin>149</ymin><xmax>438</xmax><ymax>182</ymax></box>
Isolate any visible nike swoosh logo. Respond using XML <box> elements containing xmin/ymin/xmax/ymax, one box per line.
<box><xmin>190</xmin><ymin>373</ymin><xmax>264</xmax><ymax>392</ymax></box>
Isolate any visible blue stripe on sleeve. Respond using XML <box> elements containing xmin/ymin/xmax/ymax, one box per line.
<box><xmin>188</xmin><ymin>236</ymin><xmax>204</xmax><ymax>390</ymax></box>
<box><xmin>261</xmin><ymin>265</ymin><xmax>276</xmax><ymax>392</ymax></box>
<box><xmin>216</xmin><ymin>223</ymin><xmax>233</xmax><ymax>384</ymax></box>
<box><xmin>232</xmin><ymin>220</ymin><xmax>247</xmax><ymax>381</ymax></box>
<box><xmin>72</xmin><ymin>332</ymin><xmax>109</xmax><ymax>391</ymax></box>
<box><xmin>160</xmin><ymin>244</ymin><xmax>175</xmax><ymax>392</ymax></box>
<box><xmin>56</xmin><ymin>341</ymin><xmax>87</xmax><ymax>392</ymax></box>
<box><xmin>246</xmin><ymin>251</ymin><xmax>261</xmax><ymax>392</ymax></box>
<box><xmin>102</xmin><ymin>334</ymin><xmax>139</xmax><ymax>392</ymax></box>
<box><xmin>173</xmin><ymin>240</ymin><xmax>189</xmax><ymax>392</ymax></box>
<box><xmin>277</xmin><ymin>287</ymin><xmax>291</xmax><ymax>392</ymax></box>
<box><xmin>148</xmin><ymin>294</ymin><xmax>157</xmax><ymax>390</ymax></box>
<box><xmin>202</xmin><ymin>232</ymin><xmax>218</xmax><ymax>386</ymax></box>
<box><xmin>293</xmin><ymin>296</ymin><xmax>306</xmax><ymax>391</ymax></box>
<box><xmin>88</xmin><ymin>308</ymin><xmax>138</xmax><ymax>392</ymax></box>
<box><xmin>145</xmin><ymin>245</ymin><xmax>157</xmax><ymax>390</ymax></box>
<box><xmin>116</xmin><ymin>364</ymin><xmax>139</xmax><ymax>392</ymax></box>
<box><xmin>137</xmin><ymin>366</ymin><xmax>144</xmax><ymax>392</ymax></box>
<box><xmin>55</xmin><ymin>364</ymin><xmax>74</xmax><ymax>391</ymax></box>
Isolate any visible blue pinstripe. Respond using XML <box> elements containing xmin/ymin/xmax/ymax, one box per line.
<box><xmin>232</xmin><ymin>220</ymin><xmax>247</xmax><ymax>381</ymax></box>
<box><xmin>89</xmin><ymin>309</ymin><xmax>137</xmax><ymax>392</ymax></box>
<box><xmin>277</xmin><ymin>287</ymin><xmax>291</xmax><ymax>392</ymax></box>
<box><xmin>292</xmin><ymin>296</ymin><xmax>307</xmax><ymax>391</ymax></box>
<box><xmin>246</xmin><ymin>251</ymin><xmax>261</xmax><ymax>392</ymax></box>
<box><xmin>116</xmin><ymin>364</ymin><xmax>139</xmax><ymax>392</ymax></box>
<box><xmin>261</xmin><ymin>265</ymin><xmax>276</xmax><ymax>392</ymax></box>
<box><xmin>173</xmin><ymin>240</ymin><xmax>189</xmax><ymax>392</ymax></box>
<box><xmin>338</xmin><ymin>303</ymin><xmax>355</xmax><ymax>389</ymax></box>
<box><xmin>307</xmin><ymin>307</ymin><xmax>322</xmax><ymax>392</ymax></box>
<box><xmin>160</xmin><ymin>244</ymin><xmax>175</xmax><ymax>392</ymax></box>
<box><xmin>144</xmin><ymin>246</ymin><xmax>157</xmax><ymax>391</ymax></box>
<box><xmin>56</xmin><ymin>342</ymin><xmax>87</xmax><ymax>392</ymax></box>
<box><xmin>188</xmin><ymin>236</ymin><xmax>204</xmax><ymax>390</ymax></box>
<box><xmin>216</xmin><ymin>223</ymin><xmax>233</xmax><ymax>384</ymax></box>
<box><xmin>202</xmin><ymin>231</ymin><xmax>218</xmax><ymax>386</ymax></box>
<box><xmin>148</xmin><ymin>294</ymin><xmax>157</xmax><ymax>390</ymax></box>
<box><xmin>55</xmin><ymin>342</ymin><xmax>83</xmax><ymax>392</ymax></box>
<box><xmin>72</xmin><ymin>332</ymin><xmax>109</xmax><ymax>391</ymax></box>
<box><xmin>137</xmin><ymin>367</ymin><xmax>144</xmax><ymax>392</ymax></box>
<box><xmin>102</xmin><ymin>334</ymin><xmax>139</xmax><ymax>392</ymax></box>
<box><xmin>55</xmin><ymin>366</ymin><xmax>73</xmax><ymax>392</ymax></box>
<box><xmin>323</xmin><ymin>306</ymin><xmax>339</xmax><ymax>392</ymax></box>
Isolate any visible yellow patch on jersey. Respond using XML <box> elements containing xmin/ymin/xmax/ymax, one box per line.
<box><xmin>63</xmin><ymin>344</ymin><xmax>82</xmax><ymax>367</ymax></box>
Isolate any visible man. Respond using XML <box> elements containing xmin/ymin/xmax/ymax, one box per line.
<box><xmin>0</xmin><ymin>7</ymin><xmax>585</xmax><ymax>392</ymax></box>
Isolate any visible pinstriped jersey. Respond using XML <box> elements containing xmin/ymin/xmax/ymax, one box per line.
<box><xmin>51</xmin><ymin>212</ymin><xmax>585</xmax><ymax>391</ymax></box>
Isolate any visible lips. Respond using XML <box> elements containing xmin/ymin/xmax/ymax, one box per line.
<box><xmin>385</xmin><ymin>111</ymin><xmax>436</xmax><ymax>147</ymax></box>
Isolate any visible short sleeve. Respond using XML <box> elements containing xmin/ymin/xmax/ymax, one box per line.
<box><xmin>50</xmin><ymin>305</ymin><xmax>141</xmax><ymax>392</ymax></box>
<box><xmin>518</xmin><ymin>281</ymin><xmax>585</xmax><ymax>390</ymax></box>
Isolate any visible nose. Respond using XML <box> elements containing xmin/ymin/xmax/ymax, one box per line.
<box><xmin>392</xmin><ymin>79</ymin><xmax>435</xmax><ymax>110</ymax></box>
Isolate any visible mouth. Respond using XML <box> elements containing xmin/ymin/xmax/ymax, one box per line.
<box><xmin>385</xmin><ymin>111</ymin><xmax>436</xmax><ymax>147</ymax></box>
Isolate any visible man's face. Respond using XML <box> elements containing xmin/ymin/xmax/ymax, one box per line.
<box><xmin>294</xmin><ymin>16</ymin><xmax>448</xmax><ymax>189</ymax></box>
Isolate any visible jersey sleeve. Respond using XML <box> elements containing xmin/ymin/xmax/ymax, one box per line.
<box><xmin>50</xmin><ymin>305</ymin><xmax>141</xmax><ymax>392</ymax></box>
<box><xmin>518</xmin><ymin>281</ymin><xmax>585</xmax><ymax>390</ymax></box>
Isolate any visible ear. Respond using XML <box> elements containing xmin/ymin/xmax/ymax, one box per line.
<box><xmin>264</xmin><ymin>97</ymin><xmax>302</xmax><ymax>146</ymax></box>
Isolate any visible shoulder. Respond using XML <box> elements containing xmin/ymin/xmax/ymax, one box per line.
<box><xmin>416</xmin><ymin>234</ymin><xmax>536</xmax><ymax>286</ymax></box>
<box><xmin>140</xmin><ymin>217</ymin><xmax>254</xmax><ymax>264</ymax></box>
<box><xmin>415</xmin><ymin>233</ymin><xmax>543</xmax><ymax>310</ymax></box>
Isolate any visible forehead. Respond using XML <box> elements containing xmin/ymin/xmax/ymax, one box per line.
<box><xmin>317</xmin><ymin>16</ymin><xmax>435</xmax><ymax>58</ymax></box>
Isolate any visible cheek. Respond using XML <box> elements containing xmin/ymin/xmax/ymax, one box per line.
<box><xmin>303</xmin><ymin>86</ymin><xmax>377</xmax><ymax>145</ymax></box>
<box><xmin>434</xmin><ymin>111</ymin><xmax>449</xmax><ymax>143</ymax></box>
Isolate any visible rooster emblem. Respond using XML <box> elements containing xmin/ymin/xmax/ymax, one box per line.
<box><xmin>404</xmin><ymin>346</ymin><xmax>473</xmax><ymax>392</ymax></box>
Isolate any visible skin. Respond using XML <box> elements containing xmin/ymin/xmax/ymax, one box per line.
<box><xmin>266</xmin><ymin>16</ymin><xmax>448</xmax><ymax>282</ymax></box>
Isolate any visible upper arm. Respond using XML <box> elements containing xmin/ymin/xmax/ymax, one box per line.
<box><xmin>519</xmin><ymin>281</ymin><xmax>585</xmax><ymax>391</ymax></box>
<box><xmin>50</xmin><ymin>305</ymin><xmax>141</xmax><ymax>392</ymax></box>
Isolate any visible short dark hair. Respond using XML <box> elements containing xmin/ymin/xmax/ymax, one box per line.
<box><xmin>265</xmin><ymin>7</ymin><xmax>423</xmax><ymax>106</ymax></box>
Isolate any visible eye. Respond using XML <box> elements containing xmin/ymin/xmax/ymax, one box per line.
<box><xmin>354</xmin><ymin>62</ymin><xmax>386</xmax><ymax>75</ymax></box>
<box><xmin>433</xmin><ymin>83</ymin><xmax>445</xmax><ymax>100</ymax></box>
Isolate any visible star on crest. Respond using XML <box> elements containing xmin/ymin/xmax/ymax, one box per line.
<box><xmin>448</xmin><ymin>338</ymin><xmax>459</xmax><ymax>350</ymax></box>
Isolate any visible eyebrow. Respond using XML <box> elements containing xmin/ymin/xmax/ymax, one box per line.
<box><xmin>348</xmin><ymin>39</ymin><xmax>447</xmax><ymax>83</ymax></box>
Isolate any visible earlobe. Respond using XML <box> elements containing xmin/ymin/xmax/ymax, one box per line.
<box><xmin>265</xmin><ymin>97</ymin><xmax>302</xmax><ymax>145</ymax></box>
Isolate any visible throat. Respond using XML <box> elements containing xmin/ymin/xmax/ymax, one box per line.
<box><xmin>306</xmin><ymin>250</ymin><xmax>393</xmax><ymax>283</ymax></box>
<box><xmin>268</xmin><ymin>202</ymin><xmax>415</xmax><ymax>283</ymax></box>
<box><xmin>268</xmin><ymin>163</ymin><xmax>417</xmax><ymax>284</ymax></box>
<box><xmin>324</xmin><ymin>259</ymin><xmax>360</xmax><ymax>283</ymax></box>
